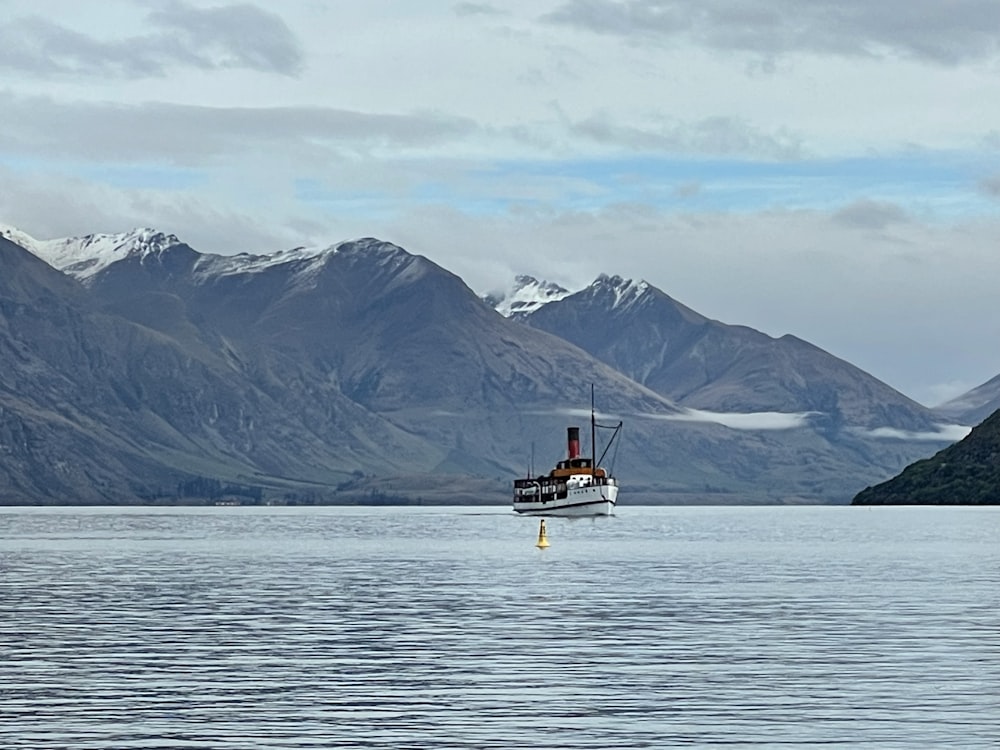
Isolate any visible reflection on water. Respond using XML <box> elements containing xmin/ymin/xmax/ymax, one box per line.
<box><xmin>1</xmin><ymin>506</ymin><xmax>998</xmax><ymax>748</ymax></box>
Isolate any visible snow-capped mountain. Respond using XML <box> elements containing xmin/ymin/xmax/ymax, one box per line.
<box><xmin>12</xmin><ymin>225</ymin><xmax>418</xmax><ymax>288</ymax></box>
<box><xmin>520</xmin><ymin>273</ymin><xmax>952</xmax><ymax>436</ymax></box>
<box><xmin>483</xmin><ymin>274</ymin><xmax>571</xmax><ymax>317</ymax></box>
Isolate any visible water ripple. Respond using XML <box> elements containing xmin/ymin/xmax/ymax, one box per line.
<box><xmin>1</xmin><ymin>506</ymin><xmax>998</xmax><ymax>748</ymax></box>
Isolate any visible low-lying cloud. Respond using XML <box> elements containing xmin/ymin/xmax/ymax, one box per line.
<box><xmin>650</xmin><ymin>408</ymin><xmax>819</xmax><ymax>430</ymax></box>
<box><xmin>854</xmin><ymin>424</ymin><xmax>972</xmax><ymax>442</ymax></box>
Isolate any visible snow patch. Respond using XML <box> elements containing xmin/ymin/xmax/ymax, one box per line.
<box><xmin>594</xmin><ymin>273</ymin><xmax>651</xmax><ymax>312</ymax></box>
<box><xmin>486</xmin><ymin>275</ymin><xmax>571</xmax><ymax>317</ymax></box>
<box><xmin>198</xmin><ymin>245</ymin><xmax>332</xmax><ymax>278</ymax></box>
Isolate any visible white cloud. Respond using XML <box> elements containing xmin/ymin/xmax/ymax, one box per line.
<box><xmin>854</xmin><ymin>424</ymin><xmax>972</xmax><ymax>441</ymax></box>
<box><xmin>649</xmin><ymin>408</ymin><xmax>819</xmax><ymax>430</ymax></box>
<box><xmin>633</xmin><ymin>408</ymin><xmax>971</xmax><ymax>438</ymax></box>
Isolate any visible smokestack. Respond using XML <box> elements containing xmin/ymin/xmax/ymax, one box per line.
<box><xmin>567</xmin><ymin>427</ymin><xmax>580</xmax><ymax>459</ymax></box>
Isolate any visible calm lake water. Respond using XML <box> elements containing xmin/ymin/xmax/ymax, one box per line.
<box><xmin>1</xmin><ymin>505</ymin><xmax>997</xmax><ymax>749</ymax></box>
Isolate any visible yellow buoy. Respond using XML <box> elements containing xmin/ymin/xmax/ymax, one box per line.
<box><xmin>535</xmin><ymin>518</ymin><xmax>550</xmax><ymax>548</ymax></box>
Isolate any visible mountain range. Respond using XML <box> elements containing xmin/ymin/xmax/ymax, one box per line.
<box><xmin>0</xmin><ymin>224</ymin><xmax>987</xmax><ymax>505</ymax></box>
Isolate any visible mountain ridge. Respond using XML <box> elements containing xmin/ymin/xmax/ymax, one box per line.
<box><xmin>0</xmin><ymin>224</ymin><xmax>976</xmax><ymax>504</ymax></box>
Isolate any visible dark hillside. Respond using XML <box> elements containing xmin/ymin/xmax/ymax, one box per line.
<box><xmin>853</xmin><ymin>410</ymin><xmax>1000</xmax><ymax>504</ymax></box>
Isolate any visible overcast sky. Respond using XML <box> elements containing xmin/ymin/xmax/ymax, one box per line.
<box><xmin>2</xmin><ymin>0</ymin><xmax>1000</xmax><ymax>407</ymax></box>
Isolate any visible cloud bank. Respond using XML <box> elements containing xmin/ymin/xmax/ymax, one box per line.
<box><xmin>544</xmin><ymin>0</ymin><xmax>1000</xmax><ymax>65</ymax></box>
<box><xmin>0</xmin><ymin>1</ymin><xmax>302</xmax><ymax>78</ymax></box>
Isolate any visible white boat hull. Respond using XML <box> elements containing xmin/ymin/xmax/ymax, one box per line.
<box><xmin>513</xmin><ymin>483</ymin><xmax>618</xmax><ymax>517</ymax></box>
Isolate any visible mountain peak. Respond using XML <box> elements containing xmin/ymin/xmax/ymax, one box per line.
<box><xmin>120</xmin><ymin>227</ymin><xmax>180</xmax><ymax>249</ymax></box>
<box><xmin>484</xmin><ymin>275</ymin><xmax>571</xmax><ymax>317</ymax></box>
<box><xmin>335</xmin><ymin>237</ymin><xmax>406</xmax><ymax>255</ymax></box>
<box><xmin>590</xmin><ymin>273</ymin><xmax>651</xmax><ymax>311</ymax></box>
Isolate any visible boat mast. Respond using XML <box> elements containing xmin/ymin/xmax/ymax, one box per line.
<box><xmin>591</xmin><ymin>383</ymin><xmax>596</xmax><ymax>472</ymax></box>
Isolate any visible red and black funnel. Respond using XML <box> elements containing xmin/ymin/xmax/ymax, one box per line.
<box><xmin>567</xmin><ymin>427</ymin><xmax>580</xmax><ymax>459</ymax></box>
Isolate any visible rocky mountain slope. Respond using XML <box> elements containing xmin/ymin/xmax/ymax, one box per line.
<box><xmin>853</xmin><ymin>408</ymin><xmax>1000</xmax><ymax>504</ymax></box>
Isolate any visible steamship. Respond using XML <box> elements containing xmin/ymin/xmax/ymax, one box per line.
<box><xmin>513</xmin><ymin>395</ymin><xmax>623</xmax><ymax>517</ymax></box>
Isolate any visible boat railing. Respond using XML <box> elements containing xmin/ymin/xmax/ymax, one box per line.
<box><xmin>516</xmin><ymin>474</ymin><xmax>616</xmax><ymax>489</ymax></box>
